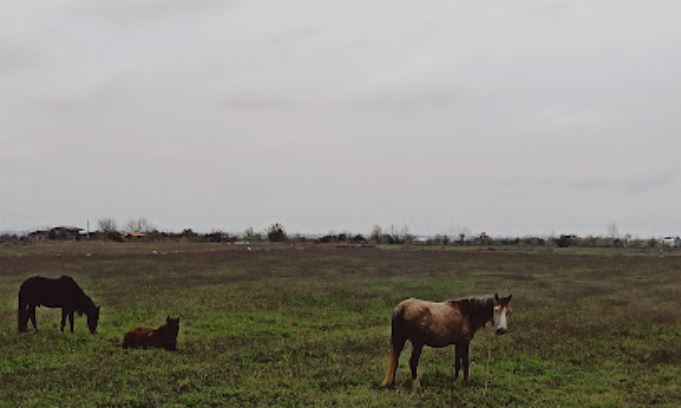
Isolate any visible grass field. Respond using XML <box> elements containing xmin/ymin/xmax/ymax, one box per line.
<box><xmin>1</xmin><ymin>242</ymin><xmax>680</xmax><ymax>407</ymax></box>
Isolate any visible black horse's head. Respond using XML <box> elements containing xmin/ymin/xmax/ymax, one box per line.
<box><xmin>164</xmin><ymin>316</ymin><xmax>180</xmax><ymax>350</ymax></box>
<box><xmin>87</xmin><ymin>305</ymin><xmax>101</xmax><ymax>334</ymax></box>
<box><xmin>165</xmin><ymin>316</ymin><xmax>180</xmax><ymax>334</ymax></box>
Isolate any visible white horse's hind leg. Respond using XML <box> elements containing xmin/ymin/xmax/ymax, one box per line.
<box><xmin>454</xmin><ymin>344</ymin><xmax>462</xmax><ymax>380</ymax></box>
<box><xmin>461</xmin><ymin>342</ymin><xmax>470</xmax><ymax>383</ymax></box>
<box><xmin>409</xmin><ymin>343</ymin><xmax>423</xmax><ymax>391</ymax></box>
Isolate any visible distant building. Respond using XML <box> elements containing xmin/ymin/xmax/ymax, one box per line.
<box><xmin>123</xmin><ymin>231</ymin><xmax>146</xmax><ymax>239</ymax></box>
<box><xmin>28</xmin><ymin>226</ymin><xmax>83</xmax><ymax>241</ymax></box>
<box><xmin>48</xmin><ymin>226</ymin><xmax>83</xmax><ymax>241</ymax></box>
<box><xmin>414</xmin><ymin>236</ymin><xmax>430</xmax><ymax>244</ymax></box>
<box><xmin>28</xmin><ymin>230</ymin><xmax>49</xmax><ymax>242</ymax></box>
<box><xmin>556</xmin><ymin>234</ymin><xmax>578</xmax><ymax>248</ymax></box>
<box><xmin>88</xmin><ymin>230</ymin><xmax>124</xmax><ymax>241</ymax></box>
<box><xmin>661</xmin><ymin>236</ymin><xmax>680</xmax><ymax>248</ymax></box>
<box><xmin>351</xmin><ymin>234</ymin><xmax>367</xmax><ymax>244</ymax></box>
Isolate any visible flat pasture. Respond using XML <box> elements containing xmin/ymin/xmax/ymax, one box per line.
<box><xmin>1</xmin><ymin>242</ymin><xmax>680</xmax><ymax>407</ymax></box>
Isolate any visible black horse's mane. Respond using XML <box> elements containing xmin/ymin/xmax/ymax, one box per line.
<box><xmin>77</xmin><ymin>296</ymin><xmax>96</xmax><ymax>314</ymax></box>
<box><xmin>59</xmin><ymin>276</ymin><xmax>96</xmax><ymax>313</ymax></box>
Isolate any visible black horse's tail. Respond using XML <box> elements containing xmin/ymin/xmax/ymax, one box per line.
<box><xmin>17</xmin><ymin>289</ymin><xmax>28</xmax><ymax>333</ymax></box>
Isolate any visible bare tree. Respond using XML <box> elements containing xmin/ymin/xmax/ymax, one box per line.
<box><xmin>442</xmin><ymin>234</ymin><xmax>450</xmax><ymax>245</ymax></box>
<box><xmin>370</xmin><ymin>225</ymin><xmax>383</xmax><ymax>242</ymax></box>
<box><xmin>455</xmin><ymin>226</ymin><xmax>471</xmax><ymax>244</ymax></box>
<box><xmin>242</xmin><ymin>227</ymin><xmax>264</xmax><ymax>242</ymax></box>
<box><xmin>125</xmin><ymin>217</ymin><xmax>155</xmax><ymax>232</ymax></box>
<box><xmin>607</xmin><ymin>222</ymin><xmax>619</xmax><ymax>238</ymax></box>
<box><xmin>243</xmin><ymin>227</ymin><xmax>256</xmax><ymax>241</ymax></box>
<box><xmin>98</xmin><ymin>217</ymin><xmax>118</xmax><ymax>233</ymax></box>
<box><xmin>448</xmin><ymin>226</ymin><xmax>457</xmax><ymax>243</ymax></box>
<box><xmin>400</xmin><ymin>225</ymin><xmax>414</xmax><ymax>244</ymax></box>
<box><xmin>400</xmin><ymin>225</ymin><xmax>410</xmax><ymax>238</ymax></box>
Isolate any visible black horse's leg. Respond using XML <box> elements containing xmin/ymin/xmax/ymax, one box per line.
<box><xmin>60</xmin><ymin>309</ymin><xmax>67</xmax><ymax>332</ymax></box>
<box><xmin>454</xmin><ymin>344</ymin><xmax>461</xmax><ymax>380</ymax></box>
<box><xmin>18</xmin><ymin>297</ymin><xmax>26</xmax><ymax>332</ymax></box>
<box><xmin>409</xmin><ymin>342</ymin><xmax>424</xmax><ymax>391</ymax></box>
<box><xmin>461</xmin><ymin>341</ymin><xmax>470</xmax><ymax>383</ymax></box>
<box><xmin>29</xmin><ymin>306</ymin><xmax>38</xmax><ymax>332</ymax></box>
<box><xmin>18</xmin><ymin>301</ymin><xmax>28</xmax><ymax>333</ymax></box>
<box><xmin>69</xmin><ymin>312</ymin><xmax>75</xmax><ymax>333</ymax></box>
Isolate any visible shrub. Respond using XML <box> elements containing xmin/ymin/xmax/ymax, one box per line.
<box><xmin>267</xmin><ymin>223</ymin><xmax>288</xmax><ymax>242</ymax></box>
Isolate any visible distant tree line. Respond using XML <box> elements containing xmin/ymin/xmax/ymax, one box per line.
<box><xmin>417</xmin><ymin>233</ymin><xmax>666</xmax><ymax>249</ymax></box>
<box><xmin>2</xmin><ymin>219</ymin><xmax>677</xmax><ymax>250</ymax></box>
<box><xmin>85</xmin><ymin>219</ymin><xmax>294</xmax><ymax>244</ymax></box>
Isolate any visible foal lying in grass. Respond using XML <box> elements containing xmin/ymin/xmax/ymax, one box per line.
<box><xmin>122</xmin><ymin>316</ymin><xmax>180</xmax><ymax>351</ymax></box>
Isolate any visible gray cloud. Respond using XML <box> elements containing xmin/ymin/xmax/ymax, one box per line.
<box><xmin>343</xmin><ymin>86</ymin><xmax>459</xmax><ymax>114</ymax></box>
<box><xmin>0</xmin><ymin>39</ymin><xmax>42</xmax><ymax>74</ymax></box>
<box><xmin>221</xmin><ymin>94</ymin><xmax>303</xmax><ymax>112</ymax></box>
<box><xmin>2</xmin><ymin>1</ymin><xmax>681</xmax><ymax>236</ymax></box>
<box><xmin>75</xmin><ymin>0</ymin><xmax>232</xmax><ymax>23</ymax></box>
<box><xmin>566</xmin><ymin>172</ymin><xmax>677</xmax><ymax>194</ymax></box>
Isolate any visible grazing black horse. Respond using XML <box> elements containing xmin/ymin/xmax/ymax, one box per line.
<box><xmin>18</xmin><ymin>276</ymin><xmax>101</xmax><ymax>334</ymax></box>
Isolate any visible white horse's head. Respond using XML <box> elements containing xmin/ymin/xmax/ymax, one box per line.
<box><xmin>492</xmin><ymin>293</ymin><xmax>512</xmax><ymax>335</ymax></box>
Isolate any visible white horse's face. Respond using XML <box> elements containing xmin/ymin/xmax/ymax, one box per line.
<box><xmin>493</xmin><ymin>293</ymin><xmax>512</xmax><ymax>335</ymax></box>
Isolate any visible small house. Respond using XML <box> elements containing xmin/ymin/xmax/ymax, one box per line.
<box><xmin>661</xmin><ymin>236</ymin><xmax>681</xmax><ymax>248</ymax></box>
<box><xmin>28</xmin><ymin>230</ymin><xmax>49</xmax><ymax>242</ymax></box>
<box><xmin>48</xmin><ymin>226</ymin><xmax>83</xmax><ymax>241</ymax></box>
<box><xmin>123</xmin><ymin>231</ymin><xmax>146</xmax><ymax>240</ymax></box>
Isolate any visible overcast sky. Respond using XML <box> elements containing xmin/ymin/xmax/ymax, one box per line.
<box><xmin>1</xmin><ymin>1</ymin><xmax>680</xmax><ymax>236</ymax></box>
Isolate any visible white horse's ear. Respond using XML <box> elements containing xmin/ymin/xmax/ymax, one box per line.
<box><xmin>494</xmin><ymin>293</ymin><xmax>499</xmax><ymax>302</ymax></box>
<box><xmin>508</xmin><ymin>294</ymin><xmax>512</xmax><ymax>302</ymax></box>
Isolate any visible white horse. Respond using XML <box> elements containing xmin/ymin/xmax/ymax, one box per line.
<box><xmin>380</xmin><ymin>293</ymin><xmax>512</xmax><ymax>389</ymax></box>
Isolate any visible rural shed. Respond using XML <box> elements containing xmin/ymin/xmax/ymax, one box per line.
<box><xmin>48</xmin><ymin>226</ymin><xmax>83</xmax><ymax>241</ymax></box>
<box><xmin>661</xmin><ymin>236</ymin><xmax>681</xmax><ymax>247</ymax></box>
<box><xmin>123</xmin><ymin>231</ymin><xmax>146</xmax><ymax>239</ymax></box>
<box><xmin>28</xmin><ymin>230</ymin><xmax>49</xmax><ymax>241</ymax></box>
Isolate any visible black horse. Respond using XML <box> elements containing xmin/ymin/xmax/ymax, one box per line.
<box><xmin>18</xmin><ymin>276</ymin><xmax>101</xmax><ymax>334</ymax></box>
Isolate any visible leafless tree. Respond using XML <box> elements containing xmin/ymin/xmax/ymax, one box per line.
<box><xmin>448</xmin><ymin>227</ymin><xmax>457</xmax><ymax>242</ymax></box>
<box><xmin>400</xmin><ymin>225</ymin><xmax>414</xmax><ymax>244</ymax></box>
<box><xmin>607</xmin><ymin>222</ymin><xmax>619</xmax><ymax>238</ymax></box>
<box><xmin>243</xmin><ymin>227</ymin><xmax>263</xmax><ymax>242</ymax></box>
<box><xmin>125</xmin><ymin>217</ymin><xmax>155</xmax><ymax>232</ymax></box>
<box><xmin>370</xmin><ymin>225</ymin><xmax>383</xmax><ymax>242</ymax></box>
<box><xmin>455</xmin><ymin>226</ymin><xmax>471</xmax><ymax>243</ymax></box>
<box><xmin>98</xmin><ymin>217</ymin><xmax>118</xmax><ymax>233</ymax></box>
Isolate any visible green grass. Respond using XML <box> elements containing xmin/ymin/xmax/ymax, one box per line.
<box><xmin>1</xmin><ymin>242</ymin><xmax>680</xmax><ymax>407</ymax></box>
